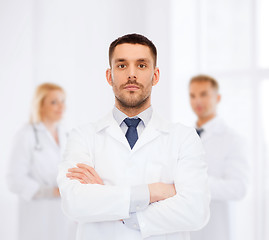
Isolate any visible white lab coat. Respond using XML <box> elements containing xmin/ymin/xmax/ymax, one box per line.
<box><xmin>191</xmin><ymin>117</ymin><xmax>249</xmax><ymax>240</ymax></box>
<box><xmin>58</xmin><ymin>111</ymin><xmax>210</xmax><ymax>240</ymax></box>
<box><xmin>7</xmin><ymin>123</ymin><xmax>76</xmax><ymax>240</ymax></box>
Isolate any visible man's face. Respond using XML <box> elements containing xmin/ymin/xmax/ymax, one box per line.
<box><xmin>106</xmin><ymin>43</ymin><xmax>159</xmax><ymax>109</ymax></box>
<box><xmin>189</xmin><ymin>81</ymin><xmax>220</xmax><ymax>119</ymax></box>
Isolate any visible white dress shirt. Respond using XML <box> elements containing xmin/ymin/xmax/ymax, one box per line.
<box><xmin>113</xmin><ymin>106</ymin><xmax>153</xmax><ymax>229</ymax></box>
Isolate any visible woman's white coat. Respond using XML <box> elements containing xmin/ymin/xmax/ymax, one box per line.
<box><xmin>7</xmin><ymin>123</ymin><xmax>76</xmax><ymax>240</ymax></box>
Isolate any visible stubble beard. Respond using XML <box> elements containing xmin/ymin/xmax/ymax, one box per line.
<box><xmin>115</xmin><ymin>92</ymin><xmax>150</xmax><ymax>110</ymax></box>
<box><xmin>113</xmin><ymin>79</ymin><xmax>152</xmax><ymax>110</ymax></box>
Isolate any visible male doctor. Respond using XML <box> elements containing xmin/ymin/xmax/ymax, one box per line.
<box><xmin>57</xmin><ymin>34</ymin><xmax>210</xmax><ymax>240</ymax></box>
<box><xmin>189</xmin><ymin>75</ymin><xmax>249</xmax><ymax>240</ymax></box>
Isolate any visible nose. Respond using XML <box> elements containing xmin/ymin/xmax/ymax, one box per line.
<box><xmin>194</xmin><ymin>97</ymin><xmax>203</xmax><ymax>107</ymax></box>
<box><xmin>127</xmin><ymin>65</ymin><xmax>137</xmax><ymax>80</ymax></box>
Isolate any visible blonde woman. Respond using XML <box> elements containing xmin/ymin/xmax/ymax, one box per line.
<box><xmin>7</xmin><ymin>83</ymin><xmax>76</xmax><ymax>240</ymax></box>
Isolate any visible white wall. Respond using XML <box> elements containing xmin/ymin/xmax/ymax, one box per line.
<box><xmin>0</xmin><ymin>1</ymin><xmax>34</xmax><ymax>239</ymax></box>
<box><xmin>32</xmin><ymin>0</ymin><xmax>172</xmax><ymax>127</ymax></box>
<box><xmin>0</xmin><ymin>1</ymin><xmax>173</xmax><ymax>239</ymax></box>
<box><xmin>0</xmin><ymin>0</ymin><xmax>267</xmax><ymax>239</ymax></box>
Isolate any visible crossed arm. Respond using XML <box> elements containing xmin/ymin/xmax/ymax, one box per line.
<box><xmin>59</xmin><ymin>127</ymin><xmax>210</xmax><ymax>238</ymax></box>
<box><xmin>66</xmin><ymin>163</ymin><xmax>176</xmax><ymax>204</ymax></box>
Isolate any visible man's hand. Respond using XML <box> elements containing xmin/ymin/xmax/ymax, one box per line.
<box><xmin>66</xmin><ymin>163</ymin><xmax>104</xmax><ymax>185</ymax></box>
<box><xmin>148</xmin><ymin>183</ymin><xmax>176</xmax><ymax>203</ymax></box>
<box><xmin>66</xmin><ymin>164</ymin><xmax>175</xmax><ymax>202</ymax></box>
<box><xmin>53</xmin><ymin>187</ymin><xmax>60</xmax><ymax>197</ymax></box>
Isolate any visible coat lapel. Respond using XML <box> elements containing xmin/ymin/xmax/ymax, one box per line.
<box><xmin>96</xmin><ymin>112</ymin><xmax>130</xmax><ymax>149</ymax></box>
<box><xmin>201</xmin><ymin>117</ymin><xmax>225</xmax><ymax>143</ymax></box>
<box><xmin>106</xmin><ymin>121</ymin><xmax>130</xmax><ymax>149</ymax></box>
<box><xmin>95</xmin><ymin>110</ymin><xmax>172</xmax><ymax>153</ymax></box>
<box><xmin>131</xmin><ymin>111</ymin><xmax>171</xmax><ymax>153</ymax></box>
<box><xmin>34</xmin><ymin>122</ymin><xmax>61</xmax><ymax>150</ymax></box>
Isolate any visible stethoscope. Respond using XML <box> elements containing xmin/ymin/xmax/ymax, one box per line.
<box><xmin>32</xmin><ymin>124</ymin><xmax>42</xmax><ymax>151</ymax></box>
<box><xmin>32</xmin><ymin>124</ymin><xmax>67</xmax><ymax>151</ymax></box>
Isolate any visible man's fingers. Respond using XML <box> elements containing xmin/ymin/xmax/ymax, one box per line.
<box><xmin>172</xmin><ymin>184</ymin><xmax>176</xmax><ymax>195</ymax></box>
<box><xmin>67</xmin><ymin>170</ymin><xmax>102</xmax><ymax>184</ymax></box>
<box><xmin>168</xmin><ymin>184</ymin><xmax>176</xmax><ymax>197</ymax></box>
<box><xmin>68</xmin><ymin>167</ymin><xmax>96</xmax><ymax>182</ymax></box>
<box><xmin>67</xmin><ymin>164</ymin><xmax>104</xmax><ymax>185</ymax></box>
<box><xmin>67</xmin><ymin>172</ymin><xmax>88</xmax><ymax>182</ymax></box>
<box><xmin>69</xmin><ymin>176</ymin><xmax>87</xmax><ymax>184</ymax></box>
<box><xmin>76</xmin><ymin>164</ymin><xmax>98</xmax><ymax>177</ymax></box>
<box><xmin>67</xmin><ymin>172</ymin><xmax>94</xmax><ymax>184</ymax></box>
<box><xmin>68</xmin><ymin>167</ymin><xmax>90</xmax><ymax>175</ymax></box>
<box><xmin>76</xmin><ymin>164</ymin><xmax>104</xmax><ymax>185</ymax></box>
<box><xmin>76</xmin><ymin>163</ymin><xmax>92</xmax><ymax>170</ymax></box>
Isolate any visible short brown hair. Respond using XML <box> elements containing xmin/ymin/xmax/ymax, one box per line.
<box><xmin>189</xmin><ymin>74</ymin><xmax>219</xmax><ymax>91</ymax></box>
<box><xmin>109</xmin><ymin>33</ymin><xmax>157</xmax><ymax>67</ymax></box>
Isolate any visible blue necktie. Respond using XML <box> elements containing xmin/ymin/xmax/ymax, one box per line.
<box><xmin>196</xmin><ymin>128</ymin><xmax>204</xmax><ymax>137</ymax></box>
<box><xmin>124</xmin><ymin>118</ymin><xmax>141</xmax><ymax>149</ymax></box>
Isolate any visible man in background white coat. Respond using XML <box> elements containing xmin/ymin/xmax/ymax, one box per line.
<box><xmin>57</xmin><ymin>34</ymin><xmax>210</xmax><ymax>240</ymax></box>
<box><xmin>189</xmin><ymin>74</ymin><xmax>249</xmax><ymax>240</ymax></box>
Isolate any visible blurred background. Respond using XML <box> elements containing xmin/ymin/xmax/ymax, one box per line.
<box><xmin>0</xmin><ymin>0</ymin><xmax>268</xmax><ymax>239</ymax></box>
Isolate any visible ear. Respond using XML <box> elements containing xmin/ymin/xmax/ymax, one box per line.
<box><xmin>217</xmin><ymin>94</ymin><xmax>221</xmax><ymax>103</ymax></box>
<box><xmin>106</xmin><ymin>68</ymin><xmax>113</xmax><ymax>86</ymax></box>
<box><xmin>152</xmin><ymin>67</ymin><xmax>160</xmax><ymax>86</ymax></box>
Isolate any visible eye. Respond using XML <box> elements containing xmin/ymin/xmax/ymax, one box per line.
<box><xmin>118</xmin><ymin>64</ymin><xmax>126</xmax><ymax>69</ymax></box>
<box><xmin>51</xmin><ymin>100</ymin><xmax>58</xmax><ymax>105</ymax></box>
<box><xmin>138</xmin><ymin>64</ymin><xmax>146</xmax><ymax>69</ymax></box>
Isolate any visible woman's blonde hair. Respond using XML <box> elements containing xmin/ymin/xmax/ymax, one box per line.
<box><xmin>30</xmin><ymin>83</ymin><xmax>65</xmax><ymax>123</ymax></box>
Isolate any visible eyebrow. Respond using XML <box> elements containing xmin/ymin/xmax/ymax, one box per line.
<box><xmin>137</xmin><ymin>58</ymin><xmax>150</xmax><ymax>63</ymax></box>
<box><xmin>114</xmin><ymin>58</ymin><xmax>150</xmax><ymax>63</ymax></box>
<box><xmin>114</xmin><ymin>58</ymin><xmax>126</xmax><ymax>63</ymax></box>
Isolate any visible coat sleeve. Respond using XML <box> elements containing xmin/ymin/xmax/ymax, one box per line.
<box><xmin>57</xmin><ymin>126</ymin><xmax>131</xmax><ymax>223</ymax></box>
<box><xmin>7</xmin><ymin>127</ymin><xmax>40</xmax><ymax>201</ymax></box>
<box><xmin>136</xmin><ymin>128</ymin><xmax>210</xmax><ymax>239</ymax></box>
<box><xmin>208</xmin><ymin>134</ymin><xmax>249</xmax><ymax>201</ymax></box>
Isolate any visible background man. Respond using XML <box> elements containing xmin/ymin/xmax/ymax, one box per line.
<box><xmin>189</xmin><ymin>74</ymin><xmax>249</xmax><ymax>240</ymax></box>
<box><xmin>58</xmin><ymin>34</ymin><xmax>210</xmax><ymax>240</ymax></box>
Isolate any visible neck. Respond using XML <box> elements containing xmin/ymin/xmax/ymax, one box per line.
<box><xmin>115</xmin><ymin>100</ymin><xmax>151</xmax><ymax>117</ymax></box>
<box><xmin>42</xmin><ymin>119</ymin><xmax>58</xmax><ymax>133</ymax></box>
<box><xmin>42</xmin><ymin>119</ymin><xmax>60</xmax><ymax>145</ymax></box>
<box><xmin>197</xmin><ymin>114</ymin><xmax>216</xmax><ymax>128</ymax></box>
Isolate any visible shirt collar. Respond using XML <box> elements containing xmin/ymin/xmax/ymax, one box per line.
<box><xmin>33</xmin><ymin>121</ymin><xmax>62</xmax><ymax>132</ymax></box>
<box><xmin>33</xmin><ymin>122</ymin><xmax>47</xmax><ymax>131</ymax></box>
<box><xmin>113</xmin><ymin>106</ymin><xmax>153</xmax><ymax>127</ymax></box>
<box><xmin>196</xmin><ymin>116</ymin><xmax>222</xmax><ymax>133</ymax></box>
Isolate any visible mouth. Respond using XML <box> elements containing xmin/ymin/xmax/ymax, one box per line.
<box><xmin>124</xmin><ymin>85</ymin><xmax>140</xmax><ymax>91</ymax></box>
<box><xmin>195</xmin><ymin>107</ymin><xmax>204</xmax><ymax>113</ymax></box>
